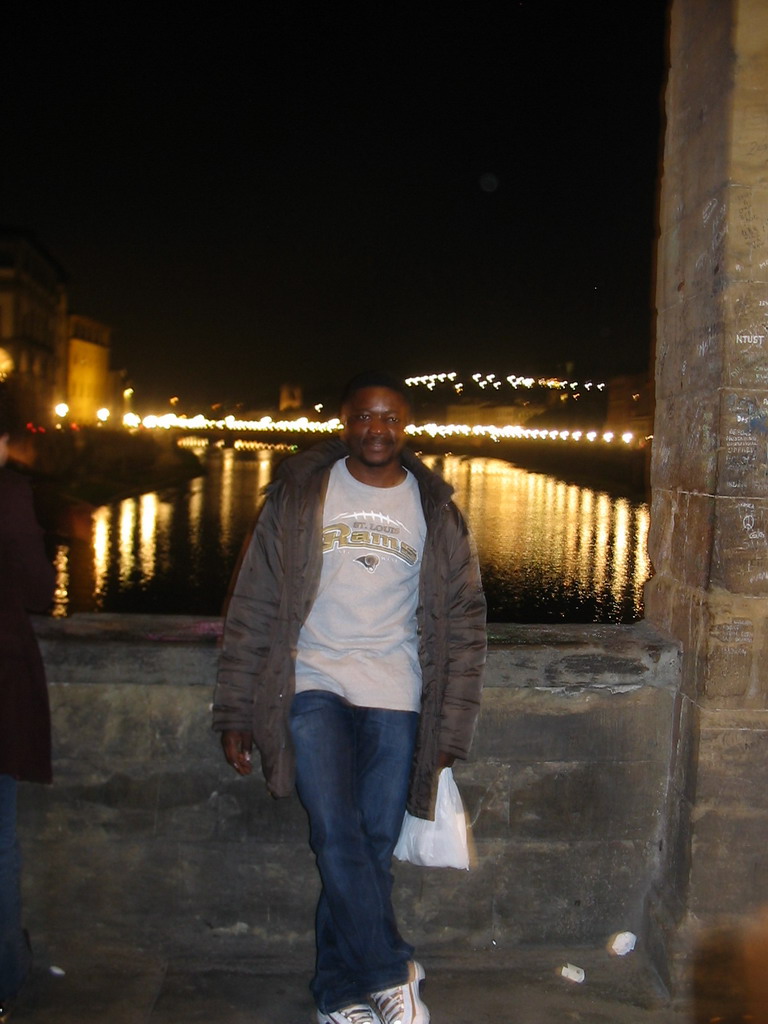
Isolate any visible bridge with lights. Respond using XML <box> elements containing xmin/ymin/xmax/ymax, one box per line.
<box><xmin>73</xmin><ymin>368</ymin><xmax>649</xmax><ymax>497</ymax></box>
<box><xmin>122</xmin><ymin>411</ymin><xmax>649</xmax><ymax>498</ymax></box>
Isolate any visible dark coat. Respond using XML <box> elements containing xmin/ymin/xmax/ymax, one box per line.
<box><xmin>0</xmin><ymin>465</ymin><xmax>55</xmax><ymax>783</ymax></box>
<box><xmin>213</xmin><ymin>438</ymin><xmax>487</xmax><ymax>819</ymax></box>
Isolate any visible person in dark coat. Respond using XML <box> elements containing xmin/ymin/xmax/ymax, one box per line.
<box><xmin>0</xmin><ymin>393</ymin><xmax>55</xmax><ymax>1017</ymax></box>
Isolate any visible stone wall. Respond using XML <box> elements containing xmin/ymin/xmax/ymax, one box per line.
<box><xmin>19</xmin><ymin>614</ymin><xmax>680</xmax><ymax>964</ymax></box>
<box><xmin>645</xmin><ymin>0</ymin><xmax>768</xmax><ymax>979</ymax></box>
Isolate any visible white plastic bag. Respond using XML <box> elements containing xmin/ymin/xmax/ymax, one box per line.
<box><xmin>393</xmin><ymin>768</ymin><xmax>471</xmax><ymax>869</ymax></box>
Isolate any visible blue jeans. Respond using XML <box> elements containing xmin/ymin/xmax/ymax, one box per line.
<box><xmin>290</xmin><ymin>691</ymin><xmax>419</xmax><ymax>1013</ymax></box>
<box><xmin>0</xmin><ymin>775</ymin><xmax>30</xmax><ymax>1003</ymax></box>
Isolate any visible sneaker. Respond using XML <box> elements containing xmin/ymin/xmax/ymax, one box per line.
<box><xmin>369</xmin><ymin>961</ymin><xmax>429</xmax><ymax>1024</ymax></box>
<box><xmin>317</xmin><ymin>1004</ymin><xmax>378</xmax><ymax>1024</ymax></box>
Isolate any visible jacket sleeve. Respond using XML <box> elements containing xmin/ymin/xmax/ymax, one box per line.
<box><xmin>211</xmin><ymin>485</ymin><xmax>285</xmax><ymax>733</ymax></box>
<box><xmin>437</xmin><ymin>505</ymin><xmax>487</xmax><ymax>759</ymax></box>
<box><xmin>0</xmin><ymin>471</ymin><xmax>55</xmax><ymax>614</ymax></box>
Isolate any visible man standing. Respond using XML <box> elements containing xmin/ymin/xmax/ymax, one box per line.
<box><xmin>213</xmin><ymin>371</ymin><xmax>486</xmax><ymax>1024</ymax></box>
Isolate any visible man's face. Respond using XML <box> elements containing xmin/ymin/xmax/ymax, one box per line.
<box><xmin>341</xmin><ymin>387</ymin><xmax>409</xmax><ymax>474</ymax></box>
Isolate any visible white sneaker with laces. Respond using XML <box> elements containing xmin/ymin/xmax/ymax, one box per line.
<box><xmin>316</xmin><ymin>1004</ymin><xmax>378</xmax><ymax>1024</ymax></box>
<box><xmin>368</xmin><ymin>960</ymin><xmax>429</xmax><ymax>1024</ymax></box>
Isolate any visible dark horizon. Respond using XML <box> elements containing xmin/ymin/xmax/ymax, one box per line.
<box><xmin>2</xmin><ymin>3</ymin><xmax>669</xmax><ymax>412</ymax></box>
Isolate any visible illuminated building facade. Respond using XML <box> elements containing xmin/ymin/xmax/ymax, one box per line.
<box><xmin>0</xmin><ymin>228</ymin><xmax>68</xmax><ymax>425</ymax></box>
<box><xmin>445</xmin><ymin>402</ymin><xmax>546</xmax><ymax>428</ymax></box>
<box><xmin>66</xmin><ymin>314</ymin><xmax>112</xmax><ymax>424</ymax></box>
<box><xmin>279</xmin><ymin>382</ymin><xmax>302</xmax><ymax>411</ymax></box>
<box><xmin>0</xmin><ymin>230</ymin><xmax>119</xmax><ymax>427</ymax></box>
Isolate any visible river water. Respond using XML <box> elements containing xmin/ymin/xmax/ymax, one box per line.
<box><xmin>53</xmin><ymin>448</ymin><xmax>652</xmax><ymax>623</ymax></box>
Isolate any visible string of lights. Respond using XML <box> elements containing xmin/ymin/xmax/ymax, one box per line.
<box><xmin>124</xmin><ymin>412</ymin><xmax>642</xmax><ymax>448</ymax></box>
<box><xmin>404</xmin><ymin>371</ymin><xmax>607</xmax><ymax>393</ymax></box>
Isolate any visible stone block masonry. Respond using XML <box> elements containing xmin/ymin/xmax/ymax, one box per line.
<box><xmin>20</xmin><ymin>614</ymin><xmax>681</xmax><ymax>965</ymax></box>
<box><xmin>645</xmin><ymin>0</ymin><xmax>768</xmax><ymax>993</ymax></box>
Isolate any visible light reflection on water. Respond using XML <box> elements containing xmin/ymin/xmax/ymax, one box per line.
<box><xmin>424</xmin><ymin>455</ymin><xmax>651</xmax><ymax>622</ymax></box>
<box><xmin>53</xmin><ymin>450</ymin><xmax>651</xmax><ymax>623</ymax></box>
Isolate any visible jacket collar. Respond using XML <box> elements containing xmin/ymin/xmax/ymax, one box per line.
<box><xmin>275</xmin><ymin>437</ymin><xmax>454</xmax><ymax>506</ymax></box>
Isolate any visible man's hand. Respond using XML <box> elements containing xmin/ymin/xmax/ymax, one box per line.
<box><xmin>221</xmin><ymin>730</ymin><xmax>254</xmax><ymax>775</ymax></box>
<box><xmin>437</xmin><ymin>751</ymin><xmax>455</xmax><ymax>770</ymax></box>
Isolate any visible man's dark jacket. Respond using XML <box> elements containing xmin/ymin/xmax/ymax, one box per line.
<box><xmin>212</xmin><ymin>438</ymin><xmax>487</xmax><ymax>819</ymax></box>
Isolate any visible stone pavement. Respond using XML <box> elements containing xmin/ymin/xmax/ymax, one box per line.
<box><xmin>5</xmin><ymin>941</ymin><xmax>698</xmax><ymax>1024</ymax></box>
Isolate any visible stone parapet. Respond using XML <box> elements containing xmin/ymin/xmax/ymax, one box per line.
<box><xmin>20</xmin><ymin>615</ymin><xmax>681</xmax><ymax>964</ymax></box>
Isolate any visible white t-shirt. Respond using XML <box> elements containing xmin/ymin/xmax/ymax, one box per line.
<box><xmin>295</xmin><ymin>458</ymin><xmax>426</xmax><ymax>711</ymax></box>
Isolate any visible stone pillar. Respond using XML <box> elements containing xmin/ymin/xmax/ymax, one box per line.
<box><xmin>646</xmin><ymin>0</ymin><xmax>768</xmax><ymax>971</ymax></box>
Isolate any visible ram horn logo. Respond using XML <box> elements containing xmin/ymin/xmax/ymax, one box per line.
<box><xmin>355</xmin><ymin>554</ymin><xmax>380</xmax><ymax>573</ymax></box>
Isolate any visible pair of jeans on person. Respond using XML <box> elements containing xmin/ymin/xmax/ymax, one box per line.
<box><xmin>290</xmin><ymin>690</ymin><xmax>419</xmax><ymax>1014</ymax></box>
<box><xmin>0</xmin><ymin>774</ymin><xmax>31</xmax><ymax>1004</ymax></box>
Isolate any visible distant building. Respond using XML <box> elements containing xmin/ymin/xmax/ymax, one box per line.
<box><xmin>0</xmin><ymin>229</ymin><xmax>121</xmax><ymax>428</ymax></box>
<box><xmin>605</xmin><ymin>373</ymin><xmax>654</xmax><ymax>440</ymax></box>
<box><xmin>66</xmin><ymin>314</ymin><xmax>113</xmax><ymax>425</ymax></box>
<box><xmin>280</xmin><ymin>382</ymin><xmax>302</xmax><ymax>411</ymax></box>
<box><xmin>444</xmin><ymin>401</ymin><xmax>546</xmax><ymax>427</ymax></box>
<box><xmin>0</xmin><ymin>228</ymin><xmax>68</xmax><ymax>426</ymax></box>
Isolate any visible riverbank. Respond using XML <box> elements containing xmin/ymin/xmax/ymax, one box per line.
<box><xmin>412</xmin><ymin>434</ymin><xmax>651</xmax><ymax>499</ymax></box>
<box><xmin>11</xmin><ymin>427</ymin><xmax>203</xmax><ymax>538</ymax></box>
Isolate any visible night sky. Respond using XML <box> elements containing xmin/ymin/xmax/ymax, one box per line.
<box><xmin>2</xmin><ymin>2</ymin><xmax>668</xmax><ymax>413</ymax></box>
